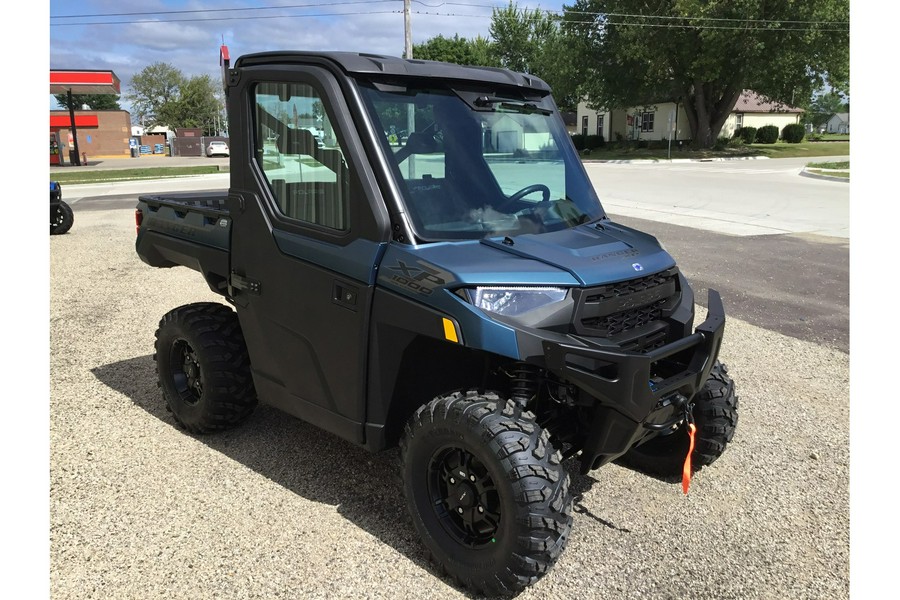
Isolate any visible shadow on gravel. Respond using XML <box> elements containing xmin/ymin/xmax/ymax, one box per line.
<box><xmin>92</xmin><ymin>355</ymin><xmax>493</xmax><ymax>599</ymax></box>
<box><xmin>610</xmin><ymin>459</ymin><xmax>685</xmax><ymax>486</ymax></box>
<box><xmin>567</xmin><ymin>473</ymin><xmax>634</xmax><ymax>534</ymax></box>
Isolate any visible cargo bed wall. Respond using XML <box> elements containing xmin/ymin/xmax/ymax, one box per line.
<box><xmin>135</xmin><ymin>191</ymin><xmax>233</xmax><ymax>296</ymax></box>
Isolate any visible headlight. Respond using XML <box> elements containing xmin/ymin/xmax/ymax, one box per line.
<box><xmin>464</xmin><ymin>286</ymin><xmax>568</xmax><ymax>317</ymax></box>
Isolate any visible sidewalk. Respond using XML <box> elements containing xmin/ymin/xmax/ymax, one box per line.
<box><xmin>51</xmin><ymin>155</ymin><xmax>230</xmax><ymax>173</ymax></box>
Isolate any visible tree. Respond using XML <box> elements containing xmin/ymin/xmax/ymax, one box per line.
<box><xmin>489</xmin><ymin>2</ymin><xmax>555</xmax><ymax>73</ymax></box>
<box><xmin>806</xmin><ymin>90</ymin><xmax>849</xmax><ymax>129</ymax></box>
<box><xmin>125</xmin><ymin>62</ymin><xmax>186</xmax><ymax>128</ymax></box>
<box><xmin>489</xmin><ymin>3</ymin><xmax>580</xmax><ymax>111</ymax></box>
<box><xmin>54</xmin><ymin>93</ymin><xmax>121</xmax><ymax>110</ymax></box>
<box><xmin>412</xmin><ymin>34</ymin><xmax>497</xmax><ymax>67</ymax></box>
<box><xmin>158</xmin><ymin>75</ymin><xmax>224</xmax><ymax>135</ymax></box>
<box><xmin>409</xmin><ymin>4</ymin><xmax>579</xmax><ymax>111</ymax></box>
<box><xmin>564</xmin><ymin>0</ymin><xmax>850</xmax><ymax>148</ymax></box>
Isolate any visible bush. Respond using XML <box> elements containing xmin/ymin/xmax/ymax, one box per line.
<box><xmin>781</xmin><ymin>123</ymin><xmax>805</xmax><ymax>143</ymax></box>
<box><xmin>571</xmin><ymin>134</ymin><xmax>586</xmax><ymax>151</ymax></box>
<box><xmin>756</xmin><ymin>125</ymin><xmax>779</xmax><ymax>144</ymax></box>
<box><xmin>738</xmin><ymin>126</ymin><xmax>758</xmax><ymax>144</ymax></box>
<box><xmin>714</xmin><ymin>137</ymin><xmax>730</xmax><ymax>150</ymax></box>
<box><xmin>584</xmin><ymin>134</ymin><xmax>605</xmax><ymax>150</ymax></box>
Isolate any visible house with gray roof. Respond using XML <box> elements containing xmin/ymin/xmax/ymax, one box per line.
<box><xmin>825</xmin><ymin>112</ymin><xmax>849</xmax><ymax>134</ymax></box>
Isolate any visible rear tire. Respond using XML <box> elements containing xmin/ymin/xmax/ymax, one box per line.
<box><xmin>401</xmin><ymin>391</ymin><xmax>572</xmax><ymax>596</ymax></box>
<box><xmin>51</xmin><ymin>201</ymin><xmax>74</xmax><ymax>235</ymax></box>
<box><xmin>620</xmin><ymin>361</ymin><xmax>738</xmax><ymax>476</ymax></box>
<box><xmin>154</xmin><ymin>302</ymin><xmax>257</xmax><ymax>433</ymax></box>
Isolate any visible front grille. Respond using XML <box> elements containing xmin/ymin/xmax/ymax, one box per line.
<box><xmin>583</xmin><ymin>298</ymin><xmax>667</xmax><ymax>337</ymax></box>
<box><xmin>571</xmin><ymin>267</ymin><xmax>680</xmax><ymax>352</ymax></box>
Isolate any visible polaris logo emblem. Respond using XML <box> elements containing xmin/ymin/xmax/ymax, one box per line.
<box><xmin>632</xmin><ymin>263</ymin><xmax>644</xmax><ymax>272</ymax></box>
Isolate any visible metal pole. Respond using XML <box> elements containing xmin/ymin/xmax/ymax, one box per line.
<box><xmin>67</xmin><ymin>89</ymin><xmax>82</xmax><ymax>166</ymax></box>
<box><xmin>404</xmin><ymin>0</ymin><xmax>416</xmax><ymax>179</ymax></box>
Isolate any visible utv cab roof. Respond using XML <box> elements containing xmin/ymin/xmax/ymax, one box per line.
<box><xmin>232</xmin><ymin>51</ymin><xmax>551</xmax><ymax>94</ymax></box>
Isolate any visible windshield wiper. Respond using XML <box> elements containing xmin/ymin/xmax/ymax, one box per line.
<box><xmin>473</xmin><ymin>96</ymin><xmax>551</xmax><ymax>115</ymax></box>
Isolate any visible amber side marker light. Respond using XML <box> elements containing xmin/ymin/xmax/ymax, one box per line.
<box><xmin>135</xmin><ymin>209</ymin><xmax>143</xmax><ymax>235</ymax></box>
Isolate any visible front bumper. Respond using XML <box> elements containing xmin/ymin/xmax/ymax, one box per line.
<box><xmin>543</xmin><ymin>290</ymin><xmax>726</xmax><ymax>472</ymax></box>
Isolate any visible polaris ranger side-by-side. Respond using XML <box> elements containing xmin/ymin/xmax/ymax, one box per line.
<box><xmin>135</xmin><ymin>50</ymin><xmax>738</xmax><ymax>596</ymax></box>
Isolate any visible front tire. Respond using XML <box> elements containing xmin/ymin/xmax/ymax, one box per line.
<box><xmin>620</xmin><ymin>361</ymin><xmax>738</xmax><ymax>476</ymax></box>
<box><xmin>154</xmin><ymin>302</ymin><xmax>257</xmax><ymax>433</ymax></box>
<box><xmin>401</xmin><ymin>391</ymin><xmax>572</xmax><ymax>596</ymax></box>
<box><xmin>51</xmin><ymin>201</ymin><xmax>74</xmax><ymax>235</ymax></box>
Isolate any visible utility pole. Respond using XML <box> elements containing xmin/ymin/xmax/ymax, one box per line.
<box><xmin>404</xmin><ymin>0</ymin><xmax>415</xmax><ymax>178</ymax></box>
<box><xmin>404</xmin><ymin>0</ymin><xmax>412</xmax><ymax>59</ymax></box>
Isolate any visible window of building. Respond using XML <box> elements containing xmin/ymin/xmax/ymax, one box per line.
<box><xmin>595</xmin><ymin>114</ymin><xmax>604</xmax><ymax>137</ymax></box>
<box><xmin>581</xmin><ymin>115</ymin><xmax>588</xmax><ymax>136</ymax></box>
<box><xmin>735</xmin><ymin>113</ymin><xmax>744</xmax><ymax>129</ymax></box>
<box><xmin>640</xmin><ymin>111</ymin><xmax>655</xmax><ymax>133</ymax></box>
<box><xmin>253</xmin><ymin>81</ymin><xmax>350</xmax><ymax>231</ymax></box>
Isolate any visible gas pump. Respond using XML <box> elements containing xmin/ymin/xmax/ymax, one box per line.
<box><xmin>50</xmin><ymin>132</ymin><xmax>63</xmax><ymax>166</ymax></box>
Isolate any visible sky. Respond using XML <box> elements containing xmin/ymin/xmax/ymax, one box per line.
<box><xmin>49</xmin><ymin>0</ymin><xmax>568</xmax><ymax>113</ymax></box>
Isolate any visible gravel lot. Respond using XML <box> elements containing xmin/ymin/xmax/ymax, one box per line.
<box><xmin>50</xmin><ymin>204</ymin><xmax>849</xmax><ymax>599</ymax></box>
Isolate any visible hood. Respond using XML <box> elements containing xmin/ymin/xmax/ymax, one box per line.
<box><xmin>479</xmin><ymin>220</ymin><xmax>676</xmax><ymax>286</ymax></box>
<box><xmin>379</xmin><ymin>219</ymin><xmax>676</xmax><ymax>296</ymax></box>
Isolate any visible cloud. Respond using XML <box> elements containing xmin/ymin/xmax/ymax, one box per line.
<box><xmin>49</xmin><ymin>0</ymin><xmax>564</xmax><ymax>111</ymax></box>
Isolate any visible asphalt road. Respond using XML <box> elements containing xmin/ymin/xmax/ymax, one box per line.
<box><xmin>584</xmin><ymin>156</ymin><xmax>849</xmax><ymax>238</ymax></box>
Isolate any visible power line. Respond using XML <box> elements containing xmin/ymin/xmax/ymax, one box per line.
<box><xmin>52</xmin><ymin>1</ymin><xmax>849</xmax><ymax>27</ymax></box>
<box><xmin>51</xmin><ymin>1</ymin><xmax>395</xmax><ymax>19</ymax></box>
<box><xmin>50</xmin><ymin>9</ymin><xmax>401</xmax><ymax>27</ymax></box>
<box><xmin>48</xmin><ymin>0</ymin><xmax>848</xmax><ymax>32</ymax></box>
<box><xmin>412</xmin><ymin>1</ymin><xmax>849</xmax><ymax>25</ymax></box>
<box><xmin>412</xmin><ymin>10</ymin><xmax>849</xmax><ymax>32</ymax></box>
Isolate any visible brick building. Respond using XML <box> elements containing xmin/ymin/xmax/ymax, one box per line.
<box><xmin>50</xmin><ymin>110</ymin><xmax>132</xmax><ymax>163</ymax></box>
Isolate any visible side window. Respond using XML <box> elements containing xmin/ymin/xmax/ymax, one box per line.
<box><xmin>254</xmin><ymin>82</ymin><xmax>349</xmax><ymax>231</ymax></box>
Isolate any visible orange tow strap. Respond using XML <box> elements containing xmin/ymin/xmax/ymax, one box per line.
<box><xmin>682</xmin><ymin>423</ymin><xmax>697</xmax><ymax>495</ymax></box>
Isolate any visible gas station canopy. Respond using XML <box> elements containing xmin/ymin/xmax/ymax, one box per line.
<box><xmin>50</xmin><ymin>69</ymin><xmax>122</xmax><ymax>166</ymax></box>
<box><xmin>50</xmin><ymin>70</ymin><xmax>121</xmax><ymax>95</ymax></box>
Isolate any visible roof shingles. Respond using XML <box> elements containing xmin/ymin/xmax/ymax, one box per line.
<box><xmin>733</xmin><ymin>90</ymin><xmax>803</xmax><ymax>113</ymax></box>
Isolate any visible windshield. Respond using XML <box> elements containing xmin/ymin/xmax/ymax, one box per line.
<box><xmin>359</xmin><ymin>83</ymin><xmax>605</xmax><ymax>241</ymax></box>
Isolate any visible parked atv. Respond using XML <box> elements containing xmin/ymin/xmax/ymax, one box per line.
<box><xmin>51</xmin><ymin>181</ymin><xmax>73</xmax><ymax>235</ymax></box>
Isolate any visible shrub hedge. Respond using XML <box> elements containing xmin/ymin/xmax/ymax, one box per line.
<box><xmin>781</xmin><ymin>123</ymin><xmax>805</xmax><ymax>143</ymax></box>
<box><xmin>738</xmin><ymin>126</ymin><xmax>757</xmax><ymax>144</ymax></box>
<box><xmin>756</xmin><ymin>125</ymin><xmax>779</xmax><ymax>144</ymax></box>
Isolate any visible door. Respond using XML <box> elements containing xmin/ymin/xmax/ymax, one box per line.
<box><xmin>227</xmin><ymin>66</ymin><xmax>390</xmax><ymax>444</ymax></box>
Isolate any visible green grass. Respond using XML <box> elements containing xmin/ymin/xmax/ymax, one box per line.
<box><xmin>581</xmin><ymin>140</ymin><xmax>849</xmax><ymax>162</ymax></box>
<box><xmin>808</xmin><ymin>133</ymin><xmax>850</xmax><ymax>142</ymax></box>
<box><xmin>747</xmin><ymin>141</ymin><xmax>850</xmax><ymax>158</ymax></box>
<box><xmin>806</xmin><ymin>160</ymin><xmax>849</xmax><ymax>169</ymax></box>
<box><xmin>807</xmin><ymin>169</ymin><xmax>849</xmax><ymax>179</ymax></box>
<box><xmin>51</xmin><ymin>166</ymin><xmax>224</xmax><ymax>185</ymax></box>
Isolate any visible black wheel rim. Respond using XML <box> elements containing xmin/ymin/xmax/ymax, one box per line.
<box><xmin>169</xmin><ymin>339</ymin><xmax>203</xmax><ymax>405</ymax></box>
<box><xmin>52</xmin><ymin>207</ymin><xmax>64</xmax><ymax>226</ymax></box>
<box><xmin>427</xmin><ymin>446</ymin><xmax>501</xmax><ymax>548</ymax></box>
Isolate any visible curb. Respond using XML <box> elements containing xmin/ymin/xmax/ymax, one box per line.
<box><xmin>799</xmin><ymin>168</ymin><xmax>849</xmax><ymax>183</ymax></box>
<box><xmin>584</xmin><ymin>155</ymin><xmax>771</xmax><ymax>164</ymax></box>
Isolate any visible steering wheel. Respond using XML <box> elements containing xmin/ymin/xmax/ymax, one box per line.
<box><xmin>497</xmin><ymin>183</ymin><xmax>551</xmax><ymax>211</ymax></box>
